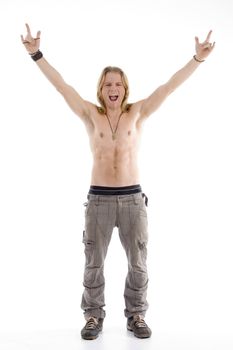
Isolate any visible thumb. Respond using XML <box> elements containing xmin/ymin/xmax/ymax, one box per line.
<box><xmin>36</xmin><ymin>30</ymin><xmax>41</xmax><ymax>39</ymax></box>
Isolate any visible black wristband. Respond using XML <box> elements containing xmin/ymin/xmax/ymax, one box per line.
<box><xmin>30</xmin><ymin>50</ymin><xmax>43</xmax><ymax>61</ymax></box>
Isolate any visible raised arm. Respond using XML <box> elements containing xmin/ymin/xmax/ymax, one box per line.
<box><xmin>21</xmin><ymin>24</ymin><xmax>92</xmax><ymax>122</ymax></box>
<box><xmin>139</xmin><ymin>30</ymin><xmax>215</xmax><ymax>120</ymax></box>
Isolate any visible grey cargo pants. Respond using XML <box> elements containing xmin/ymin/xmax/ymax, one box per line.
<box><xmin>81</xmin><ymin>192</ymin><xmax>149</xmax><ymax>320</ymax></box>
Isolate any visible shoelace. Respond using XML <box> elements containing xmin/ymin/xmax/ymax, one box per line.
<box><xmin>133</xmin><ymin>315</ymin><xmax>147</xmax><ymax>328</ymax></box>
<box><xmin>86</xmin><ymin>317</ymin><xmax>98</xmax><ymax>329</ymax></box>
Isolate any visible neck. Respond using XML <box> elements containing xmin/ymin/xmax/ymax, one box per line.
<box><xmin>106</xmin><ymin>107</ymin><xmax>122</xmax><ymax>118</ymax></box>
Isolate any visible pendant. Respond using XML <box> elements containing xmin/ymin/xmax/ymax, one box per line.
<box><xmin>112</xmin><ymin>133</ymin><xmax>116</xmax><ymax>140</ymax></box>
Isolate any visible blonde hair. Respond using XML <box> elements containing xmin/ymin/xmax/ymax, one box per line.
<box><xmin>96</xmin><ymin>66</ymin><xmax>131</xmax><ymax>114</ymax></box>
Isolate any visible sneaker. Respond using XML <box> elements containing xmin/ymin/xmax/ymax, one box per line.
<box><xmin>81</xmin><ymin>316</ymin><xmax>103</xmax><ymax>340</ymax></box>
<box><xmin>127</xmin><ymin>315</ymin><xmax>152</xmax><ymax>338</ymax></box>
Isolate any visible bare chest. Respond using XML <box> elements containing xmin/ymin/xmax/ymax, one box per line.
<box><xmin>93</xmin><ymin>113</ymin><xmax>140</xmax><ymax>142</ymax></box>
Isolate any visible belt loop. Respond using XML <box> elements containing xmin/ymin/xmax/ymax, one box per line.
<box><xmin>133</xmin><ymin>193</ymin><xmax>140</xmax><ymax>205</ymax></box>
<box><xmin>95</xmin><ymin>195</ymin><xmax>100</xmax><ymax>206</ymax></box>
<box><xmin>142</xmin><ymin>193</ymin><xmax>148</xmax><ymax>206</ymax></box>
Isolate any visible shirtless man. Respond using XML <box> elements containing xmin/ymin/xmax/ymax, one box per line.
<box><xmin>21</xmin><ymin>24</ymin><xmax>215</xmax><ymax>340</ymax></box>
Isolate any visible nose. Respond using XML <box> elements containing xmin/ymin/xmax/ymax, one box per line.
<box><xmin>109</xmin><ymin>87</ymin><xmax>117</xmax><ymax>94</ymax></box>
<box><xmin>112</xmin><ymin>83</ymin><xmax>120</xmax><ymax>90</ymax></box>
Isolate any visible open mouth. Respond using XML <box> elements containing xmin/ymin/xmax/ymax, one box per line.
<box><xmin>109</xmin><ymin>95</ymin><xmax>119</xmax><ymax>101</ymax></box>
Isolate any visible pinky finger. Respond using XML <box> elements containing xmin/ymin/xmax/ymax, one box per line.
<box><xmin>211</xmin><ymin>42</ymin><xmax>216</xmax><ymax>50</ymax></box>
<box><xmin>195</xmin><ymin>36</ymin><xmax>200</xmax><ymax>45</ymax></box>
<box><xmin>36</xmin><ymin>30</ymin><xmax>41</xmax><ymax>39</ymax></box>
<box><xmin>20</xmin><ymin>34</ymin><xmax>29</xmax><ymax>44</ymax></box>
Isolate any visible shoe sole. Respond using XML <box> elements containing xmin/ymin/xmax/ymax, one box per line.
<box><xmin>81</xmin><ymin>329</ymin><xmax>102</xmax><ymax>340</ymax></box>
<box><xmin>127</xmin><ymin>325</ymin><xmax>151</xmax><ymax>338</ymax></box>
<box><xmin>81</xmin><ymin>335</ymin><xmax>99</xmax><ymax>340</ymax></box>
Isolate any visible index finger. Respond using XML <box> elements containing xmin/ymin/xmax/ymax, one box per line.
<box><xmin>205</xmin><ymin>30</ymin><xmax>212</xmax><ymax>42</ymax></box>
<box><xmin>25</xmin><ymin>23</ymin><xmax>32</xmax><ymax>36</ymax></box>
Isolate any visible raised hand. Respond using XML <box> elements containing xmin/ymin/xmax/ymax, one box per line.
<box><xmin>21</xmin><ymin>23</ymin><xmax>41</xmax><ymax>54</ymax></box>
<box><xmin>195</xmin><ymin>30</ymin><xmax>215</xmax><ymax>61</ymax></box>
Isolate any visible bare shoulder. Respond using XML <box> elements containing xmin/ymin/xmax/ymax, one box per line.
<box><xmin>87</xmin><ymin>101</ymin><xmax>102</xmax><ymax>119</ymax></box>
<box><xmin>83</xmin><ymin>101</ymin><xmax>109</xmax><ymax>132</ymax></box>
<box><xmin>126</xmin><ymin>100</ymin><xmax>147</xmax><ymax>129</ymax></box>
<box><xmin>80</xmin><ymin>100</ymin><xmax>98</xmax><ymax>131</ymax></box>
<box><xmin>127</xmin><ymin>100</ymin><xmax>144</xmax><ymax>119</ymax></box>
<box><xmin>84</xmin><ymin>100</ymin><xmax>98</xmax><ymax>113</ymax></box>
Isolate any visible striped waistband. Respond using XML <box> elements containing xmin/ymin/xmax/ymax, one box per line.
<box><xmin>88</xmin><ymin>184</ymin><xmax>142</xmax><ymax>196</ymax></box>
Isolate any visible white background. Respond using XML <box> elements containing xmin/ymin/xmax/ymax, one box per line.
<box><xmin>0</xmin><ymin>0</ymin><xmax>233</xmax><ymax>349</ymax></box>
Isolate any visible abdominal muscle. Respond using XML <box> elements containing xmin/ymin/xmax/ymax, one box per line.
<box><xmin>86</xmin><ymin>106</ymin><xmax>143</xmax><ymax>187</ymax></box>
<box><xmin>90</xmin><ymin>138</ymin><xmax>140</xmax><ymax>187</ymax></box>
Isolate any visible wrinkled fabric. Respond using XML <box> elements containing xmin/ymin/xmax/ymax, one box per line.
<box><xmin>81</xmin><ymin>192</ymin><xmax>149</xmax><ymax>320</ymax></box>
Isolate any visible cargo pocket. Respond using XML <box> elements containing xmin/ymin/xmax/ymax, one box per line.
<box><xmin>83</xmin><ymin>200</ymin><xmax>90</xmax><ymax>216</ymax></box>
<box><xmin>138</xmin><ymin>240</ymin><xmax>148</xmax><ymax>261</ymax></box>
<box><xmin>82</xmin><ymin>230</ymin><xmax>95</xmax><ymax>266</ymax></box>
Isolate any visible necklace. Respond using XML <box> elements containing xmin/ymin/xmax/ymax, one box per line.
<box><xmin>105</xmin><ymin>111</ymin><xmax>123</xmax><ymax>140</ymax></box>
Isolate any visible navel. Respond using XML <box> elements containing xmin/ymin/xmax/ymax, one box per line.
<box><xmin>128</xmin><ymin>130</ymin><xmax>131</xmax><ymax>136</ymax></box>
<box><xmin>99</xmin><ymin>132</ymin><xmax>104</xmax><ymax>138</ymax></box>
<box><xmin>113</xmin><ymin>148</ymin><xmax>118</xmax><ymax>171</ymax></box>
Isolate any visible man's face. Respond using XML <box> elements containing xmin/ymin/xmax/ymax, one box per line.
<box><xmin>101</xmin><ymin>72</ymin><xmax>126</xmax><ymax>110</ymax></box>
